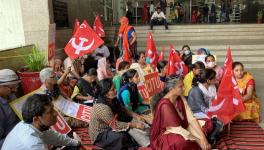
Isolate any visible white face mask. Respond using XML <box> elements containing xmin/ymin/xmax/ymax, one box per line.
<box><xmin>206</xmin><ymin>62</ymin><xmax>216</xmax><ymax>68</ymax></box>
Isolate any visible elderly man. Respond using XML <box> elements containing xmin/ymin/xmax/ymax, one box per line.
<box><xmin>0</xmin><ymin>69</ymin><xmax>20</xmax><ymax>149</ymax></box>
<box><xmin>2</xmin><ymin>94</ymin><xmax>81</xmax><ymax>150</ymax></box>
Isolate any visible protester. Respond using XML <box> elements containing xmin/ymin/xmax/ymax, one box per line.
<box><xmin>0</xmin><ymin>69</ymin><xmax>20</xmax><ymax>149</ymax></box>
<box><xmin>150</xmin><ymin>7</ymin><xmax>168</xmax><ymax>31</ymax></box>
<box><xmin>183</xmin><ymin>61</ymin><xmax>205</xmax><ymax>97</ymax></box>
<box><xmin>205</xmin><ymin>55</ymin><xmax>223</xmax><ymax>86</ymax></box>
<box><xmin>136</xmin><ymin>52</ymin><xmax>154</xmax><ymax>74</ymax></box>
<box><xmin>39</xmin><ymin>68</ymin><xmax>87</xmax><ymax>127</ymax></box>
<box><xmin>150</xmin><ymin>76</ymin><xmax>211</xmax><ymax>150</ymax></box>
<box><xmin>53</xmin><ymin>58</ymin><xmax>64</xmax><ymax>79</ymax></box>
<box><xmin>97</xmin><ymin>57</ymin><xmax>114</xmax><ymax>81</ymax></box>
<box><xmin>187</xmin><ymin>69</ymin><xmax>217</xmax><ymax>119</ymax></box>
<box><xmin>118</xmin><ymin>69</ymin><xmax>150</xmax><ymax>114</ymax></box>
<box><xmin>232</xmin><ymin>62</ymin><xmax>260</xmax><ymax>122</ymax></box>
<box><xmin>64</xmin><ymin>57</ymin><xmax>84</xmax><ymax>79</ymax></box>
<box><xmin>180</xmin><ymin>45</ymin><xmax>193</xmax><ymax>69</ymax></box>
<box><xmin>1</xmin><ymin>94</ymin><xmax>82</xmax><ymax>150</ymax></box>
<box><xmin>142</xmin><ymin>3</ymin><xmax>149</xmax><ymax>24</ymax></box>
<box><xmin>203</xmin><ymin>4</ymin><xmax>209</xmax><ymax>23</ymax></box>
<box><xmin>115</xmin><ymin>17</ymin><xmax>137</xmax><ymax>60</ymax></box>
<box><xmin>197</xmin><ymin>48</ymin><xmax>210</xmax><ymax>55</ymax></box>
<box><xmin>157</xmin><ymin>60</ymin><xmax>168</xmax><ymax>82</ymax></box>
<box><xmin>89</xmin><ymin>78</ymin><xmax>145</xmax><ymax>150</ymax></box>
<box><xmin>71</xmin><ymin>68</ymin><xmax>99</xmax><ymax>105</ymax></box>
<box><xmin>113</xmin><ymin>61</ymin><xmax>130</xmax><ymax>92</ymax></box>
<box><xmin>92</xmin><ymin>44</ymin><xmax>110</xmax><ymax>60</ymax></box>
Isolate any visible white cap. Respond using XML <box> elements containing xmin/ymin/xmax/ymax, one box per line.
<box><xmin>0</xmin><ymin>69</ymin><xmax>20</xmax><ymax>86</ymax></box>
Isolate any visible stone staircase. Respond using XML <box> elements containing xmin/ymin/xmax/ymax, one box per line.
<box><xmin>105</xmin><ymin>24</ymin><xmax>264</xmax><ymax>69</ymax></box>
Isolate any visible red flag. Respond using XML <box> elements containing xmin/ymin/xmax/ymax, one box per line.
<box><xmin>208</xmin><ymin>48</ymin><xmax>245</xmax><ymax>125</ymax></box>
<box><xmin>224</xmin><ymin>47</ymin><xmax>232</xmax><ymax>69</ymax></box>
<box><xmin>159</xmin><ymin>47</ymin><xmax>165</xmax><ymax>61</ymax></box>
<box><xmin>73</xmin><ymin>19</ymin><xmax>80</xmax><ymax>35</ymax></box>
<box><xmin>65</xmin><ymin>20</ymin><xmax>104</xmax><ymax>59</ymax></box>
<box><xmin>93</xmin><ymin>15</ymin><xmax>105</xmax><ymax>37</ymax></box>
<box><xmin>146</xmin><ymin>32</ymin><xmax>159</xmax><ymax>68</ymax></box>
<box><xmin>167</xmin><ymin>45</ymin><xmax>188</xmax><ymax>77</ymax></box>
<box><xmin>123</xmin><ymin>37</ymin><xmax>131</xmax><ymax>63</ymax></box>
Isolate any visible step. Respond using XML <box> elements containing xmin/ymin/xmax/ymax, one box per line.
<box><xmin>136</xmin><ymin>35</ymin><xmax>264</xmax><ymax>41</ymax></box>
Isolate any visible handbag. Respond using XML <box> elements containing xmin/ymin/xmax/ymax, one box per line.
<box><xmin>128</xmin><ymin>123</ymin><xmax>150</xmax><ymax>147</ymax></box>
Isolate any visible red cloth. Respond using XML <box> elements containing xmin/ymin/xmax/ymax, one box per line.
<box><xmin>208</xmin><ymin>48</ymin><xmax>245</xmax><ymax>125</ymax></box>
<box><xmin>146</xmin><ymin>32</ymin><xmax>159</xmax><ymax>68</ymax></box>
<box><xmin>151</xmin><ymin>98</ymin><xmax>201</xmax><ymax>150</ymax></box>
<box><xmin>73</xmin><ymin>18</ymin><xmax>80</xmax><ymax>35</ymax></box>
<box><xmin>142</xmin><ymin>3</ymin><xmax>149</xmax><ymax>23</ymax></box>
<box><xmin>159</xmin><ymin>47</ymin><xmax>165</xmax><ymax>61</ymax></box>
<box><xmin>93</xmin><ymin>15</ymin><xmax>105</xmax><ymax>37</ymax></box>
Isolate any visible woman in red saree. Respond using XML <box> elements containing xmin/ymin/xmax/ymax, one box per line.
<box><xmin>151</xmin><ymin>76</ymin><xmax>211</xmax><ymax>150</ymax></box>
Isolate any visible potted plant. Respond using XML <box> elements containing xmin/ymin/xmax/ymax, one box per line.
<box><xmin>257</xmin><ymin>10</ymin><xmax>263</xmax><ymax>24</ymax></box>
<box><xmin>18</xmin><ymin>46</ymin><xmax>47</xmax><ymax>94</ymax></box>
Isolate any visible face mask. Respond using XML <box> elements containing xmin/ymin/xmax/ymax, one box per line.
<box><xmin>184</xmin><ymin>50</ymin><xmax>191</xmax><ymax>55</ymax></box>
<box><xmin>206</xmin><ymin>62</ymin><xmax>216</xmax><ymax>68</ymax></box>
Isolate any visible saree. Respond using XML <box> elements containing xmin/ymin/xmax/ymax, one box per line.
<box><xmin>234</xmin><ymin>72</ymin><xmax>260</xmax><ymax>122</ymax></box>
<box><xmin>151</xmin><ymin>97</ymin><xmax>201</xmax><ymax>150</ymax></box>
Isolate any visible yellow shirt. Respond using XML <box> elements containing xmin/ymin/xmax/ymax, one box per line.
<box><xmin>183</xmin><ymin>71</ymin><xmax>194</xmax><ymax>96</ymax></box>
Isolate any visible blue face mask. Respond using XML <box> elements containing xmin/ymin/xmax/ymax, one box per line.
<box><xmin>184</xmin><ymin>50</ymin><xmax>191</xmax><ymax>55</ymax></box>
<box><xmin>146</xmin><ymin>57</ymin><xmax>151</xmax><ymax>64</ymax></box>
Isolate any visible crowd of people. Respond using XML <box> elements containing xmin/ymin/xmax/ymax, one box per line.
<box><xmin>0</xmin><ymin>15</ymin><xmax>261</xmax><ymax>150</ymax></box>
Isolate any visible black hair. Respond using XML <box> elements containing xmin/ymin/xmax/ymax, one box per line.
<box><xmin>22</xmin><ymin>94</ymin><xmax>52</xmax><ymax>124</ymax></box>
<box><xmin>192</xmin><ymin>68</ymin><xmax>216</xmax><ymax>86</ymax></box>
<box><xmin>157</xmin><ymin>60</ymin><xmax>168</xmax><ymax>73</ymax></box>
<box><xmin>182</xmin><ymin>45</ymin><xmax>190</xmax><ymax>50</ymax></box>
<box><xmin>98</xmin><ymin>78</ymin><xmax>114</xmax><ymax>97</ymax></box>
<box><xmin>151</xmin><ymin>75</ymin><xmax>182</xmax><ymax>111</ymax></box>
<box><xmin>205</xmin><ymin>55</ymin><xmax>215</xmax><ymax>62</ymax></box>
<box><xmin>97</xmin><ymin>78</ymin><xmax>132</xmax><ymax>122</ymax></box>
<box><xmin>136</xmin><ymin>52</ymin><xmax>145</xmax><ymax>61</ymax></box>
<box><xmin>118</xmin><ymin>61</ymin><xmax>130</xmax><ymax>71</ymax></box>
<box><xmin>120</xmin><ymin>69</ymin><xmax>138</xmax><ymax>87</ymax></box>
<box><xmin>86</xmin><ymin>68</ymin><xmax>97</xmax><ymax>76</ymax></box>
<box><xmin>191</xmin><ymin>61</ymin><xmax>205</xmax><ymax>70</ymax></box>
<box><xmin>232</xmin><ymin>61</ymin><xmax>244</xmax><ymax>69</ymax></box>
<box><xmin>157</xmin><ymin>7</ymin><xmax>161</xmax><ymax>10</ymax></box>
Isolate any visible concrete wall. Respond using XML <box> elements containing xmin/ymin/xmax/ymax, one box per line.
<box><xmin>20</xmin><ymin>0</ymin><xmax>50</xmax><ymax>51</ymax></box>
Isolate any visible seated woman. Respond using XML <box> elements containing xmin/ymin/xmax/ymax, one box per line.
<box><xmin>187</xmin><ymin>69</ymin><xmax>217</xmax><ymax>119</ymax></box>
<box><xmin>113</xmin><ymin>61</ymin><xmax>130</xmax><ymax>92</ymax></box>
<box><xmin>97</xmin><ymin>57</ymin><xmax>114</xmax><ymax>81</ymax></box>
<box><xmin>89</xmin><ymin>78</ymin><xmax>145</xmax><ymax>150</ymax></box>
<box><xmin>118</xmin><ymin>69</ymin><xmax>150</xmax><ymax>115</ymax></box>
<box><xmin>157</xmin><ymin>60</ymin><xmax>168</xmax><ymax>82</ymax></box>
<box><xmin>205</xmin><ymin>55</ymin><xmax>223</xmax><ymax>86</ymax></box>
<box><xmin>151</xmin><ymin>76</ymin><xmax>211</xmax><ymax>150</ymax></box>
<box><xmin>71</xmin><ymin>68</ymin><xmax>99</xmax><ymax>105</ymax></box>
<box><xmin>233</xmin><ymin>62</ymin><xmax>260</xmax><ymax>122</ymax></box>
<box><xmin>183</xmin><ymin>61</ymin><xmax>205</xmax><ymax>97</ymax></box>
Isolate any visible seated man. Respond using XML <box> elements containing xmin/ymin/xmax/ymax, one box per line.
<box><xmin>150</xmin><ymin>7</ymin><xmax>168</xmax><ymax>31</ymax></box>
<box><xmin>1</xmin><ymin>94</ymin><xmax>81</xmax><ymax>150</ymax></box>
<box><xmin>0</xmin><ymin>69</ymin><xmax>20</xmax><ymax>149</ymax></box>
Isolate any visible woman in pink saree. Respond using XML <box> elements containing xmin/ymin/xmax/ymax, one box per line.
<box><xmin>150</xmin><ymin>76</ymin><xmax>212</xmax><ymax>150</ymax></box>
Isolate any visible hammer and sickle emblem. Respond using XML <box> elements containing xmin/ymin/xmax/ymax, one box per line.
<box><xmin>70</xmin><ymin>37</ymin><xmax>95</xmax><ymax>55</ymax></box>
<box><xmin>175</xmin><ymin>62</ymin><xmax>184</xmax><ymax>75</ymax></box>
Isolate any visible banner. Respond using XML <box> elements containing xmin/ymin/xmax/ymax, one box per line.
<box><xmin>192</xmin><ymin>55</ymin><xmax>217</xmax><ymax>65</ymax></box>
<box><xmin>138</xmin><ymin>72</ymin><xmax>164</xmax><ymax>102</ymax></box>
<box><xmin>10</xmin><ymin>89</ymin><xmax>71</xmax><ymax>134</ymax></box>
<box><xmin>53</xmin><ymin>96</ymin><xmax>93</xmax><ymax>123</ymax></box>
